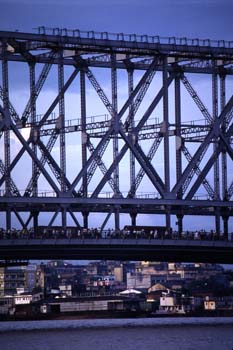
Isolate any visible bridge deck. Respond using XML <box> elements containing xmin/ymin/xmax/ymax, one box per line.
<box><xmin>1</xmin><ymin>238</ymin><xmax>233</xmax><ymax>264</ymax></box>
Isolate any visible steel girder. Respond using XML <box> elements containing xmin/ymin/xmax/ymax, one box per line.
<box><xmin>1</xmin><ymin>238</ymin><xmax>233</xmax><ymax>264</ymax></box>
<box><xmin>0</xmin><ymin>29</ymin><xmax>233</xmax><ymax>234</ymax></box>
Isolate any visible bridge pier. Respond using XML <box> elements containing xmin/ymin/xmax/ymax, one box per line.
<box><xmin>166</xmin><ymin>207</ymin><xmax>171</xmax><ymax>232</ymax></box>
<box><xmin>6</xmin><ymin>207</ymin><xmax>11</xmax><ymax>230</ymax></box>
<box><xmin>223</xmin><ymin>215</ymin><xmax>229</xmax><ymax>241</ymax></box>
<box><xmin>62</xmin><ymin>208</ymin><xmax>67</xmax><ymax>230</ymax></box>
<box><xmin>114</xmin><ymin>207</ymin><xmax>120</xmax><ymax>231</ymax></box>
<box><xmin>82</xmin><ymin>211</ymin><xmax>89</xmax><ymax>229</ymax></box>
<box><xmin>32</xmin><ymin>211</ymin><xmax>39</xmax><ymax>232</ymax></box>
<box><xmin>215</xmin><ymin>209</ymin><xmax>221</xmax><ymax>238</ymax></box>
<box><xmin>130</xmin><ymin>212</ymin><xmax>137</xmax><ymax>226</ymax></box>
<box><xmin>176</xmin><ymin>214</ymin><xmax>183</xmax><ymax>234</ymax></box>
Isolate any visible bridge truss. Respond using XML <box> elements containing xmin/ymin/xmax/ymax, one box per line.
<box><xmin>1</xmin><ymin>28</ymin><xmax>233</xmax><ymax>235</ymax></box>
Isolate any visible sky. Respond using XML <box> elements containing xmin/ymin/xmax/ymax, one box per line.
<box><xmin>0</xmin><ymin>0</ymin><xmax>233</xmax><ymax>232</ymax></box>
<box><xmin>0</xmin><ymin>0</ymin><xmax>232</xmax><ymax>41</ymax></box>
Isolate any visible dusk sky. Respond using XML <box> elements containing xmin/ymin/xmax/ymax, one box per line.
<box><xmin>0</xmin><ymin>0</ymin><xmax>232</xmax><ymax>41</ymax></box>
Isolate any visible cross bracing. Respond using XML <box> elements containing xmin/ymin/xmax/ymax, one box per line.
<box><xmin>0</xmin><ymin>28</ymin><xmax>233</xmax><ymax>236</ymax></box>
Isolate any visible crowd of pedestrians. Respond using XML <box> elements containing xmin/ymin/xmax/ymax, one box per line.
<box><xmin>0</xmin><ymin>226</ymin><xmax>231</xmax><ymax>241</ymax></box>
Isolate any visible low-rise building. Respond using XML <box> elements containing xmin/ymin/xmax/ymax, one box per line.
<box><xmin>158</xmin><ymin>293</ymin><xmax>196</xmax><ymax>314</ymax></box>
<box><xmin>204</xmin><ymin>296</ymin><xmax>233</xmax><ymax>311</ymax></box>
<box><xmin>39</xmin><ymin>294</ymin><xmax>151</xmax><ymax>315</ymax></box>
<box><xmin>14</xmin><ymin>291</ymin><xmax>43</xmax><ymax>305</ymax></box>
<box><xmin>0</xmin><ymin>296</ymin><xmax>14</xmax><ymax>315</ymax></box>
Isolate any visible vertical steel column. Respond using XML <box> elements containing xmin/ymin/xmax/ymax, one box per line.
<box><xmin>80</xmin><ymin>69</ymin><xmax>88</xmax><ymax>228</ymax></box>
<box><xmin>29</xmin><ymin>62</ymin><xmax>38</xmax><ymax>230</ymax></box>
<box><xmin>2</xmin><ymin>42</ymin><xmax>11</xmax><ymax>229</ymax></box>
<box><xmin>176</xmin><ymin>215</ymin><xmax>183</xmax><ymax>235</ymax></box>
<box><xmin>220</xmin><ymin>74</ymin><xmax>227</xmax><ymax>199</ymax></box>
<box><xmin>114</xmin><ymin>206</ymin><xmax>120</xmax><ymax>232</ymax></box>
<box><xmin>58</xmin><ymin>51</ymin><xmax>66</xmax><ymax>229</ymax></box>
<box><xmin>30</xmin><ymin>63</ymin><xmax>37</xmax><ymax>195</ymax></box>
<box><xmin>175</xmin><ymin>74</ymin><xmax>182</xmax><ymax>233</ymax></box>
<box><xmin>31</xmin><ymin>210</ymin><xmax>38</xmax><ymax>230</ymax></box>
<box><xmin>212</xmin><ymin>62</ymin><xmax>220</xmax><ymax>234</ymax></box>
<box><xmin>111</xmin><ymin>54</ymin><xmax>119</xmax><ymax>229</ymax></box>
<box><xmin>175</xmin><ymin>75</ymin><xmax>182</xmax><ymax>187</ymax></box>
<box><xmin>163</xmin><ymin>56</ymin><xmax>170</xmax><ymax>229</ymax></box>
<box><xmin>128</xmin><ymin>69</ymin><xmax>135</xmax><ymax>193</ymax></box>
<box><xmin>82</xmin><ymin>211</ymin><xmax>88</xmax><ymax>229</ymax></box>
<box><xmin>130</xmin><ymin>212</ymin><xmax>137</xmax><ymax>226</ymax></box>
<box><xmin>80</xmin><ymin>69</ymin><xmax>87</xmax><ymax>197</ymax></box>
<box><xmin>223</xmin><ymin>215</ymin><xmax>229</xmax><ymax>241</ymax></box>
<box><xmin>220</xmin><ymin>74</ymin><xmax>228</xmax><ymax>238</ymax></box>
<box><xmin>128</xmin><ymin>68</ymin><xmax>137</xmax><ymax>225</ymax></box>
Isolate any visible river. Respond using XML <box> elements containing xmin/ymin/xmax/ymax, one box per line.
<box><xmin>1</xmin><ymin>317</ymin><xmax>233</xmax><ymax>350</ymax></box>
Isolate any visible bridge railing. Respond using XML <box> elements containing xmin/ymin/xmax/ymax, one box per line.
<box><xmin>36</xmin><ymin>27</ymin><xmax>233</xmax><ymax>49</ymax></box>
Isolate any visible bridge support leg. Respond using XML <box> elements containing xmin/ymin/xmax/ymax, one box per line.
<box><xmin>82</xmin><ymin>211</ymin><xmax>89</xmax><ymax>229</ymax></box>
<box><xmin>32</xmin><ymin>211</ymin><xmax>39</xmax><ymax>232</ymax></box>
<box><xmin>6</xmin><ymin>207</ymin><xmax>11</xmax><ymax>230</ymax></box>
<box><xmin>176</xmin><ymin>214</ymin><xmax>183</xmax><ymax>235</ymax></box>
<box><xmin>114</xmin><ymin>207</ymin><xmax>120</xmax><ymax>231</ymax></box>
<box><xmin>215</xmin><ymin>210</ymin><xmax>220</xmax><ymax>238</ymax></box>
<box><xmin>165</xmin><ymin>206</ymin><xmax>171</xmax><ymax>232</ymax></box>
<box><xmin>130</xmin><ymin>212</ymin><xmax>137</xmax><ymax>226</ymax></box>
<box><xmin>222</xmin><ymin>215</ymin><xmax>229</xmax><ymax>241</ymax></box>
<box><xmin>62</xmin><ymin>208</ymin><xmax>67</xmax><ymax>230</ymax></box>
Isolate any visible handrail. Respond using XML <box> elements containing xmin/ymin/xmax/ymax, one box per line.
<box><xmin>35</xmin><ymin>27</ymin><xmax>233</xmax><ymax>49</ymax></box>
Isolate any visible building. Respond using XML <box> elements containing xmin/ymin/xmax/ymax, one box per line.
<box><xmin>59</xmin><ymin>284</ymin><xmax>72</xmax><ymax>297</ymax></box>
<box><xmin>158</xmin><ymin>293</ymin><xmax>195</xmax><ymax>314</ymax></box>
<box><xmin>114</xmin><ymin>266</ymin><xmax>124</xmax><ymax>283</ymax></box>
<box><xmin>0</xmin><ymin>266</ymin><xmax>27</xmax><ymax>296</ymax></box>
<box><xmin>26</xmin><ymin>264</ymin><xmax>37</xmax><ymax>292</ymax></box>
<box><xmin>14</xmin><ymin>291</ymin><xmax>43</xmax><ymax>305</ymax></box>
<box><xmin>0</xmin><ymin>290</ymin><xmax>43</xmax><ymax>317</ymax></box>
<box><xmin>39</xmin><ymin>294</ymin><xmax>150</xmax><ymax>315</ymax></box>
<box><xmin>204</xmin><ymin>296</ymin><xmax>233</xmax><ymax>311</ymax></box>
<box><xmin>127</xmin><ymin>272</ymin><xmax>151</xmax><ymax>290</ymax></box>
<box><xmin>36</xmin><ymin>263</ymin><xmax>59</xmax><ymax>294</ymax></box>
<box><xmin>0</xmin><ymin>295</ymin><xmax>14</xmax><ymax>315</ymax></box>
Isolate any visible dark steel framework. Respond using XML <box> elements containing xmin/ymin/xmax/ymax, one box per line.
<box><xmin>1</xmin><ymin>28</ymin><xmax>233</xmax><ymax>236</ymax></box>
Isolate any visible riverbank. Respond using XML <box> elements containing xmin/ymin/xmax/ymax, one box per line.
<box><xmin>1</xmin><ymin>316</ymin><xmax>233</xmax><ymax>332</ymax></box>
<box><xmin>1</xmin><ymin>309</ymin><xmax>233</xmax><ymax>322</ymax></box>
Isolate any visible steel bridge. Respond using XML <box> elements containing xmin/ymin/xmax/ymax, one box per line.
<box><xmin>1</xmin><ymin>27</ymin><xmax>233</xmax><ymax>238</ymax></box>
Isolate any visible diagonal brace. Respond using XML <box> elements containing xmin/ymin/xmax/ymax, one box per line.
<box><xmin>90</xmin><ymin>76</ymin><xmax>174</xmax><ymax>198</ymax></box>
<box><xmin>10</xmin><ymin>122</ymin><xmax>61</xmax><ymax>194</ymax></box>
<box><xmin>172</xmin><ymin>94</ymin><xmax>233</xmax><ymax>196</ymax></box>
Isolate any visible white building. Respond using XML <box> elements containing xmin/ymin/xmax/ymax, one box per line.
<box><xmin>14</xmin><ymin>291</ymin><xmax>43</xmax><ymax>305</ymax></box>
<box><xmin>159</xmin><ymin>295</ymin><xmax>186</xmax><ymax>314</ymax></box>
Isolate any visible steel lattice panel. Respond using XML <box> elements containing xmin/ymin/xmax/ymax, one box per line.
<box><xmin>0</xmin><ymin>28</ymin><xmax>233</xmax><ymax>235</ymax></box>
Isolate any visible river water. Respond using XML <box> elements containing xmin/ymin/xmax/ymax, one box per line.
<box><xmin>1</xmin><ymin>317</ymin><xmax>233</xmax><ymax>350</ymax></box>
